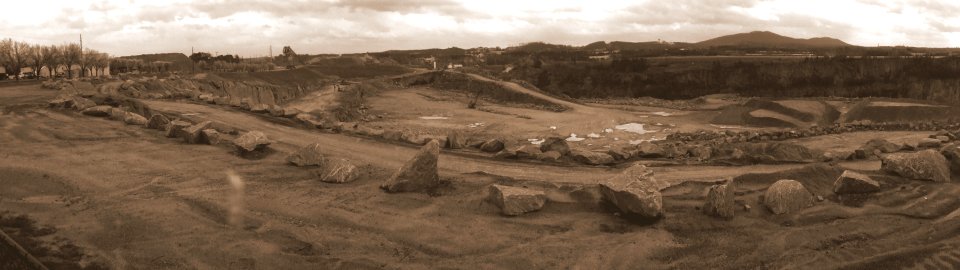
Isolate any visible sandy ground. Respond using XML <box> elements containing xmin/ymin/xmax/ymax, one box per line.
<box><xmin>4</xmin><ymin>82</ymin><xmax>960</xmax><ymax>269</ymax></box>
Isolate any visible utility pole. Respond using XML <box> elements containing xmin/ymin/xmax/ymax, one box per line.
<box><xmin>191</xmin><ymin>46</ymin><xmax>195</xmax><ymax>73</ymax></box>
<box><xmin>79</xmin><ymin>33</ymin><xmax>83</xmax><ymax>78</ymax></box>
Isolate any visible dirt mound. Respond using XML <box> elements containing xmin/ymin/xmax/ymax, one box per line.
<box><xmin>394</xmin><ymin>71</ymin><xmax>568</xmax><ymax>111</ymax></box>
<box><xmin>712</xmin><ymin>98</ymin><xmax>838</xmax><ymax>128</ymax></box>
<box><xmin>843</xmin><ymin>100</ymin><xmax>960</xmax><ymax>123</ymax></box>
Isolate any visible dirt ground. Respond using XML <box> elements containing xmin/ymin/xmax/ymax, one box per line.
<box><xmin>4</xmin><ymin>81</ymin><xmax>960</xmax><ymax>269</ymax></box>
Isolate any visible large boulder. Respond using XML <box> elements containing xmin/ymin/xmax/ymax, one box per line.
<box><xmin>488</xmin><ymin>184</ymin><xmax>547</xmax><ymax>216</ymax></box>
<box><xmin>200</xmin><ymin>129</ymin><xmax>221</xmax><ymax>145</ymax></box>
<box><xmin>570</xmin><ymin>149</ymin><xmax>614</xmax><ymax>165</ymax></box>
<box><xmin>539</xmin><ymin>151</ymin><xmax>562</xmax><ymax>162</ymax></box>
<box><xmin>480</xmin><ymin>139</ymin><xmax>505</xmax><ymax>153</ymax></box>
<box><xmin>287</xmin><ymin>143</ymin><xmax>326</xmax><ymax>167</ymax></box>
<box><xmin>81</xmin><ymin>105</ymin><xmax>112</xmax><ymax>117</ymax></box>
<box><xmin>539</xmin><ymin>137</ymin><xmax>570</xmax><ymax>155</ymax></box>
<box><xmin>635</xmin><ymin>142</ymin><xmax>665</xmax><ymax>158</ymax></box>
<box><xmin>317</xmin><ymin>158</ymin><xmax>360</xmax><ymax>183</ymax></box>
<box><xmin>146</xmin><ymin>114</ymin><xmax>170</xmax><ymax>130</ymax></box>
<box><xmin>122</xmin><ymin>112</ymin><xmax>148</xmax><ymax>126</ymax></box>
<box><xmin>599</xmin><ymin>164</ymin><xmax>663</xmax><ymax>220</ymax></box>
<box><xmin>702</xmin><ymin>182</ymin><xmax>735</xmax><ymax>219</ymax></box>
<box><xmin>833</xmin><ymin>170</ymin><xmax>881</xmax><ymax>194</ymax></box>
<box><xmin>182</xmin><ymin>121</ymin><xmax>213</xmax><ymax>143</ymax></box>
<box><xmin>881</xmin><ymin>149</ymin><xmax>951</xmax><ymax>182</ymax></box>
<box><xmin>446</xmin><ymin>131</ymin><xmax>466</xmax><ymax>149</ymax></box>
<box><xmin>233</xmin><ymin>131</ymin><xmax>272</xmax><ymax>153</ymax></box>
<box><xmin>165</xmin><ymin>120</ymin><xmax>192</xmax><ymax>138</ymax></box>
<box><xmin>381</xmin><ymin>140</ymin><xmax>440</xmax><ymax>193</ymax></box>
<box><xmin>763</xmin><ymin>179</ymin><xmax>815</xmax><ymax>215</ymax></box>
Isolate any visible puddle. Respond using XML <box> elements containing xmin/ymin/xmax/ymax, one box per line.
<box><xmin>710</xmin><ymin>124</ymin><xmax>743</xmax><ymax>129</ymax></box>
<box><xmin>651</xmin><ymin>112</ymin><xmax>673</xmax><ymax>116</ymax></box>
<box><xmin>549</xmin><ymin>126</ymin><xmax>558</xmax><ymax>130</ymax></box>
<box><xmin>467</xmin><ymin>122</ymin><xmax>484</xmax><ymax>128</ymax></box>
<box><xmin>528</xmin><ymin>138</ymin><xmax>545</xmax><ymax>145</ymax></box>
<box><xmin>587</xmin><ymin>133</ymin><xmax>601</xmax><ymax>138</ymax></box>
<box><xmin>420</xmin><ymin>116</ymin><xmax>449</xmax><ymax>120</ymax></box>
<box><xmin>615</xmin><ymin>123</ymin><xmax>657</xmax><ymax>134</ymax></box>
<box><xmin>566</xmin><ymin>133</ymin><xmax>586</xmax><ymax>142</ymax></box>
<box><xmin>629</xmin><ymin>137</ymin><xmax>665</xmax><ymax>145</ymax></box>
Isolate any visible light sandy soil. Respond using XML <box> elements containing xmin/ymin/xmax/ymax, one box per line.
<box><xmin>4</xmin><ymin>82</ymin><xmax>960</xmax><ymax>269</ymax></box>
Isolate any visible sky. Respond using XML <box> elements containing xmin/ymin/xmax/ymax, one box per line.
<box><xmin>1</xmin><ymin>0</ymin><xmax>958</xmax><ymax>57</ymax></box>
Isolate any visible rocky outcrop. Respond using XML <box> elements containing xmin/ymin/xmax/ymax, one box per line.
<box><xmin>488</xmin><ymin>184</ymin><xmax>547</xmax><ymax>216</ymax></box>
<box><xmin>763</xmin><ymin>179</ymin><xmax>815</xmax><ymax>215</ymax></box>
<box><xmin>233</xmin><ymin>131</ymin><xmax>271</xmax><ymax>153</ymax></box>
<box><xmin>146</xmin><ymin>114</ymin><xmax>170</xmax><ymax>130</ymax></box>
<box><xmin>381</xmin><ymin>140</ymin><xmax>440</xmax><ymax>193</ymax></box>
<box><xmin>287</xmin><ymin>143</ymin><xmax>326</xmax><ymax>167</ymax></box>
<box><xmin>599</xmin><ymin>164</ymin><xmax>663</xmax><ymax>220</ymax></box>
<box><xmin>317</xmin><ymin>158</ymin><xmax>360</xmax><ymax>183</ymax></box>
<box><xmin>881</xmin><ymin>149</ymin><xmax>951</xmax><ymax>182</ymax></box>
<box><xmin>702</xmin><ymin>182</ymin><xmax>735</xmax><ymax>218</ymax></box>
<box><xmin>833</xmin><ymin>170</ymin><xmax>880</xmax><ymax>194</ymax></box>
<box><xmin>570</xmin><ymin>149</ymin><xmax>614</xmax><ymax>165</ymax></box>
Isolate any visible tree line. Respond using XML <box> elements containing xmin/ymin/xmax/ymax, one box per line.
<box><xmin>0</xmin><ymin>38</ymin><xmax>110</xmax><ymax>80</ymax></box>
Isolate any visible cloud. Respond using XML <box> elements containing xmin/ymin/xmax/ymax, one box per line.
<box><xmin>0</xmin><ymin>0</ymin><xmax>957</xmax><ymax>57</ymax></box>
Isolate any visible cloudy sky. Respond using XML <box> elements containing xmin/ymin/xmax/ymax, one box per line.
<box><xmin>2</xmin><ymin>0</ymin><xmax>958</xmax><ymax>57</ymax></box>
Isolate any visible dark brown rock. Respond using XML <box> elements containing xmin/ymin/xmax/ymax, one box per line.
<box><xmin>381</xmin><ymin>140</ymin><xmax>440</xmax><ymax>193</ymax></box>
<box><xmin>881</xmin><ymin>149</ymin><xmax>951</xmax><ymax>182</ymax></box>
<box><xmin>703</xmin><ymin>182</ymin><xmax>735</xmax><ymax>218</ymax></box>
<box><xmin>763</xmin><ymin>179</ymin><xmax>815</xmax><ymax>215</ymax></box>
<box><xmin>834</xmin><ymin>170</ymin><xmax>881</xmax><ymax>194</ymax></box>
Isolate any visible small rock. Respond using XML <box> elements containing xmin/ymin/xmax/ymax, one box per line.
<box><xmin>702</xmin><ymin>182</ymin><xmax>735</xmax><ymax>219</ymax></box>
<box><xmin>570</xmin><ymin>149</ymin><xmax>615</xmax><ymax>165</ymax></box>
<box><xmin>165</xmin><ymin>120</ymin><xmax>192</xmax><ymax>138</ymax></box>
<box><xmin>515</xmin><ymin>145</ymin><xmax>542</xmax><ymax>159</ymax></box>
<box><xmin>200</xmin><ymin>129</ymin><xmax>221</xmax><ymax>144</ymax></box>
<box><xmin>488</xmin><ymin>184</ymin><xmax>547</xmax><ymax>216</ymax></box>
<box><xmin>539</xmin><ymin>137</ymin><xmax>570</xmax><ymax>155</ymax></box>
<box><xmin>182</xmin><ymin>121</ymin><xmax>213</xmax><ymax>143</ymax></box>
<box><xmin>146</xmin><ymin>114</ymin><xmax>170</xmax><ymax>130</ymax></box>
<box><xmin>494</xmin><ymin>149</ymin><xmax>517</xmax><ymax>159</ymax></box>
<box><xmin>81</xmin><ymin>105</ymin><xmax>112</xmax><ymax>117</ymax></box>
<box><xmin>381</xmin><ymin>140</ymin><xmax>440</xmax><ymax>193</ymax></box>
<box><xmin>834</xmin><ymin>170</ymin><xmax>881</xmax><ymax>194</ymax></box>
<box><xmin>122</xmin><ymin>112</ymin><xmax>148</xmax><ymax>126</ymax></box>
<box><xmin>636</xmin><ymin>142</ymin><xmax>664</xmax><ymax>158</ymax></box>
<box><xmin>287</xmin><ymin>143</ymin><xmax>326</xmax><ymax>167</ymax></box>
<box><xmin>539</xmin><ymin>150</ymin><xmax>562</xmax><ymax>162</ymax></box>
<box><xmin>919</xmin><ymin>138</ymin><xmax>942</xmax><ymax>148</ymax></box>
<box><xmin>446</xmin><ymin>131</ymin><xmax>466</xmax><ymax>149</ymax></box>
<box><xmin>763</xmin><ymin>179</ymin><xmax>815</xmax><ymax>215</ymax></box>
<box><xmin>317</xmin><ymin>158</ymin><xmax>360</xmax><ymax>183</ymax></box>
<box><xmin>233</xmin><ymin>131</ymin><xmax>272</xmax><ymax>153</ymax></box>
<box><xmin>480</xmin><ymin>139</ymin><xmax>505</xmax><ymax>153</ymax></box>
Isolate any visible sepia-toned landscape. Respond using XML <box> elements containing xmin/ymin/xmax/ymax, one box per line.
<box><xmin>3</xmin><ymin>1</ymin><xmax>960</xmax><ymax>269</ymax></box>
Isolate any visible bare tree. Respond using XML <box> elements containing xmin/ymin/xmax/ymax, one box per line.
<box><xmin>28</xmin><ymin>44</ymin><xmax>45</xmax><ymax>80</ymax></box>
<box><xmin>0</xmin><ymin>39</ymin><xmax>10</xmax><ymax>78</ymax></box>
<box><xmin>1</xmin><ymin>39</ymin><xmax>29</xmax><ymax>80</ymax></box>
<box><xmin>62</xmin><ymin>43</ymin><xmax>80</xmax><ymax>78</ymax></box>
<box><xmin>41</xmin><ymin>45</ymin><xmax>61</xmax><ymax>78</ymax></box>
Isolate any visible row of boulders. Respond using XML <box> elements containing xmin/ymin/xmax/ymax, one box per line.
<box><xmin>827</xmin><ymin>132</ymin><xmax>959</xmax><ymax>161</ymax></box>
<box><xmin>286</xmin><ymin>143</ymin><xmax>361</xmax><ymax>183</ymax></box>
<box><xmin>702</xmin><ymin>145</ymin><xmax>957</xmax><ymax>219</ymax></box>
<box><xmin>669</xmin><ymin>120</ymin><xmax>960</xmax><ymax>144</ymax></box>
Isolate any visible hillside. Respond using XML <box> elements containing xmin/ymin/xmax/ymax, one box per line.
<box><xmin>117</xmin><ymin>53</ymin><xmax>193</xmax><ymax>72</ymax></box>
<box><xmin>696</xmin><ymin>31</ymin><xmax>851</xmax><ymax>48</ymax></box>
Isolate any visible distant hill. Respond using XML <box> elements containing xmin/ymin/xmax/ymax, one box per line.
<box><xmin>117</xmin><ymin>53</ymin><xmax>193</xmax><ymax>72</ymax></box>
<box><xmin>696</xmin><ymin>31</ymin><xmax>851</xmax><ymax>48</ymax></box>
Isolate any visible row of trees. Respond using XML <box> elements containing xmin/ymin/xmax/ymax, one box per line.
<box><xmin>0</xmin><ymin>38</ymin><xmax>110</xmax><ymax>80</ymax></box>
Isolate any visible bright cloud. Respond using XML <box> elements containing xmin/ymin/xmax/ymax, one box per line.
<box><xmin>0</xmin><ymin>0</ymin><xmax>956</xmax><ymax>56</ymax></box>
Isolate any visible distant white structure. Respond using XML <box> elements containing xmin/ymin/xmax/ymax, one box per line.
<box><xmin>447</xmin><ymin>63</ymin><xmax>463</xmax><ymax>69</ymax></box>
<box><xmin>589</xmin><ymin>55</ymin><xmax>611</xmax><ymax>61</ymax></box>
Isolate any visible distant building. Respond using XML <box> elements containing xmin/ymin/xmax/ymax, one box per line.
<box><xmin>446</xmin><ymin>63</ymin><xmax>463</xmax><ymax>69</ymax></box>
